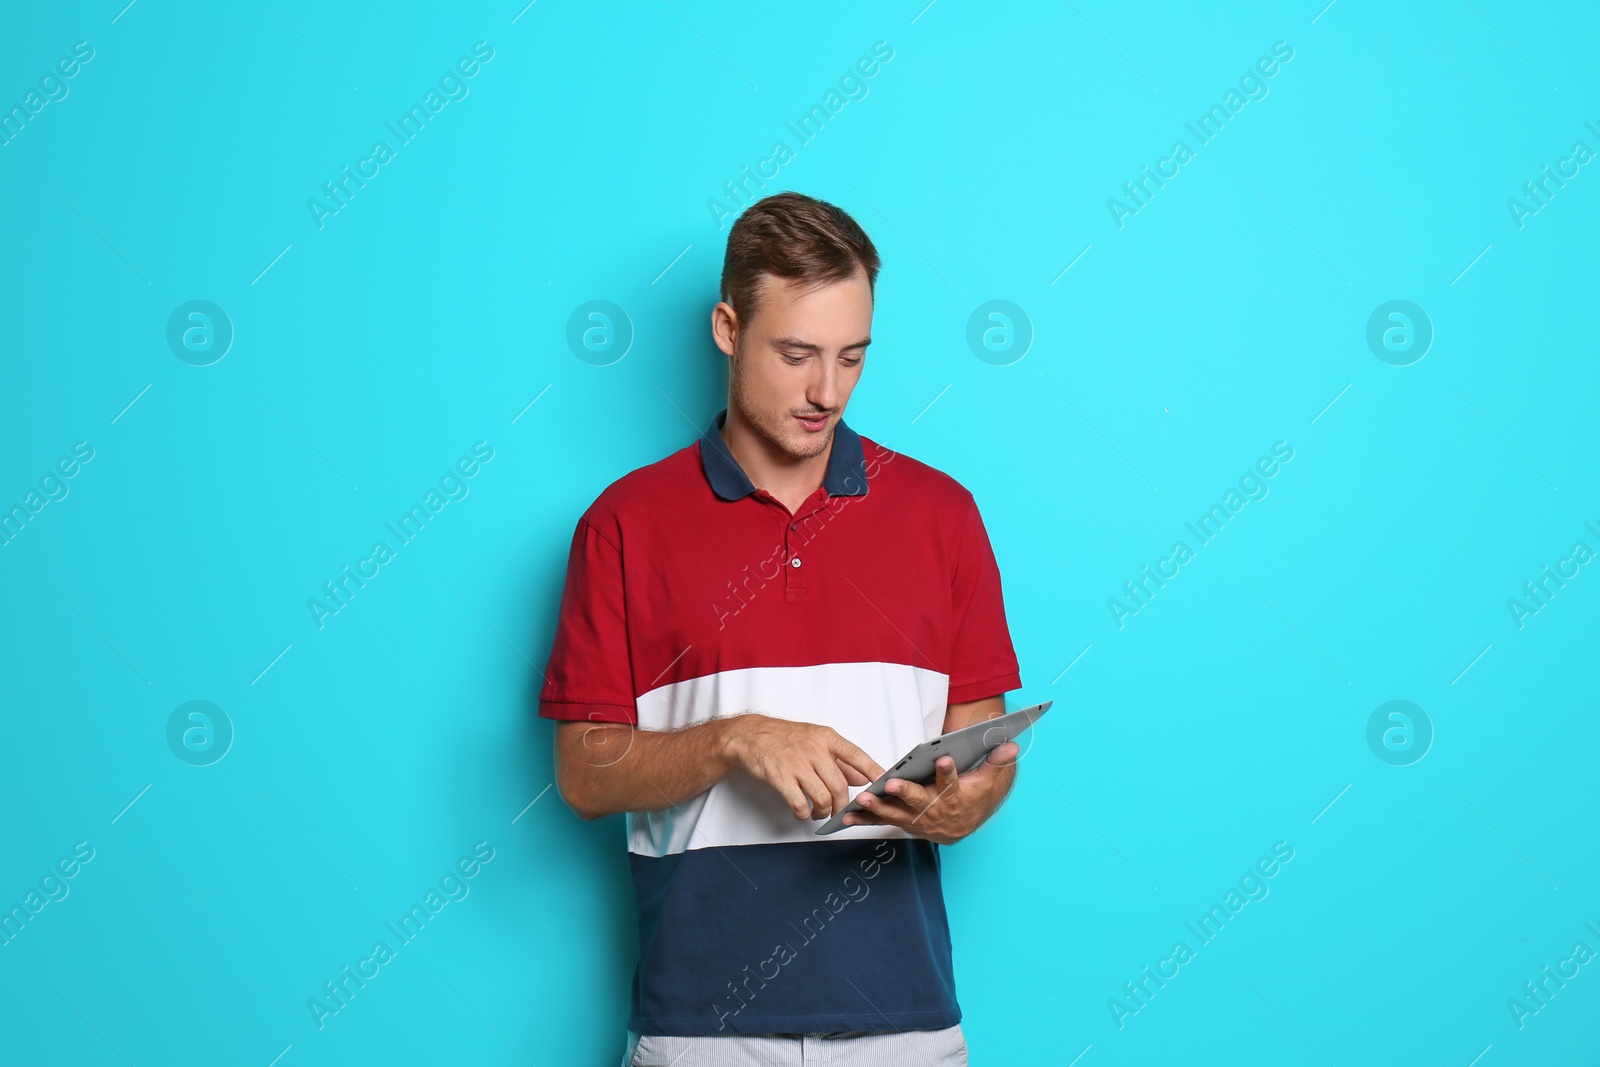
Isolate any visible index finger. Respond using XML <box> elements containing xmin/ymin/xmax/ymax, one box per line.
<box><xmin>828</xmin><ymin>734</ymin><xmax>885</xmax><ymax>784</ymax></box>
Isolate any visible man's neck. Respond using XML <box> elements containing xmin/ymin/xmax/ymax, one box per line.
<box><xmin>722</xmin><ymin>406</ymin><xmax>830</xmax><ymax>514</ymax></box>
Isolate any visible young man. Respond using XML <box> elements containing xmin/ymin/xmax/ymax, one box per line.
<box><xmin>538</xmin><ymin>191</ymin><xmax>1024</xmax><ymax>1067</ymax></box>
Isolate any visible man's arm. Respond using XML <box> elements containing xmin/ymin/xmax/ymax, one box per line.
<box><xmin>553</xmin><ymin>715</ymin><xmax>886</xmax><ymax>823</ymax></box>
<box><xmin>941</xmin><ymin>693</ymin><xmax>1009</xmax><ymax>735</ymax></box>
<box><xmin>942</xmin><ymin>693</ymin><xmax>1018</xmax><ymax>808</ymax></box>
<box><xmin>842</xmin><ymin>694</ymin><xmax>1020</xmax><ymax>845</ymax></box>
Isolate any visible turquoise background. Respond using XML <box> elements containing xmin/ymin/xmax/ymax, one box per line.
<box><xmin>2</xmin><ymin>1</ymin><xmax>1597</xmax><ymax>1063</ymax></box>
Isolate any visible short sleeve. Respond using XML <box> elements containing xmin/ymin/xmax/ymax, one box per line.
<box><xmin>946</xmin><ymin>493</ymin><xmax>1022</xmax><ymax>705</ymax></box>
<box><xmin>538</xmin><ymin>516</ymin><xmax>638</xmax><ymax>724</ymax></box>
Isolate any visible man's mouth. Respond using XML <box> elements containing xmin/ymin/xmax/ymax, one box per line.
<box><xmin>796</xmin><ymin>413</ymin><xmax>829</xmax><ymax>432</ymax></box>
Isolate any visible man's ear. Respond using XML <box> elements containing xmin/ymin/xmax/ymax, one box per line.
<box><xmin>711</xmin><ymin>301</ymin><xmax>739</xmax><ymax>357</ymax></box>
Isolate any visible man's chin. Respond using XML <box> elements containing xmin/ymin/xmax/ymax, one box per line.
<box><xmin>787</xmin><ymin>426</ymin><xmax>831</xmax><ymax>459</ymax></box>
<box><xmin>752</xmin><ymin>412</ymin><xmax>832</xmax><ymax>459</ymax></box>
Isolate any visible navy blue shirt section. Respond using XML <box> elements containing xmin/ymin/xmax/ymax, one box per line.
<box><xmin>627</xmin><ymin>837</ymin><xmax>959</xmax><ymax>1035</ymax></box>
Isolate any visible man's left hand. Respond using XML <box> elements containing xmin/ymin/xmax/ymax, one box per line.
<box><xmin>842</xmin><ymin>741</ymin><xmax>1019</xmax><ymax>845</ymax></box>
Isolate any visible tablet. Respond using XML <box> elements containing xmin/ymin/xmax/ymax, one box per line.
<box><xmin>813</xmin><ymin>700</ymin><xmax>1052</xmax><ymax>835</ymax></box>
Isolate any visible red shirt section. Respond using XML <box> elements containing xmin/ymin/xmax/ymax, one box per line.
<box><xmin>539</xmin><ymin>415</ymin><xmax>1021</xmax><ymax>724</ymax></box>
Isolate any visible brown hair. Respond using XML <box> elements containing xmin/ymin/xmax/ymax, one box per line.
<box><xmin>719</xmin><ymin>192</ymin><xmax>880</xmax><ymax>327</ymax></box>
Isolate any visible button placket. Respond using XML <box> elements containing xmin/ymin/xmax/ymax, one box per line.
<box><xmin>784</xmin><ymin>508</ymin><xmax>805</xmax><ymax>598</ymax></box>
<box><xmin>785</xmin><ymin>494</ymin><xmax>827</xmax><ymax>601</ymax></box>
<box><xmin>755</xmin><ymin>487</ymin><xmax>819</xmax><ymax>601</ymax></box>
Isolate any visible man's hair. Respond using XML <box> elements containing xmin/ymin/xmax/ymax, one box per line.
<box><xmin>720</xmin><ymin>192</ymin><xmax>880</xmax><ymax>327</ymax></box>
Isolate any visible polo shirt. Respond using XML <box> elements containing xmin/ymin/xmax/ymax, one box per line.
<box><xmin>538</xmin><ymin>406</ymin><xmax>1022</xmax><ymax>1036</ymax></box>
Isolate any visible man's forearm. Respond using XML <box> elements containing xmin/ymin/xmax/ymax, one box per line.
<box><xmin>558</xmin><ymin>718</ymin><xmax>737</xmax><ymax>820</ymax></box>
<box><xmin>939</xmin><ymin>694</ymin><xmax>1018</xmax><ymax>834</ymax></box>
<box><xmin>966</xmin><ymin>757</ymin><xmax>1016</xmax><ymax>831</ymax></box>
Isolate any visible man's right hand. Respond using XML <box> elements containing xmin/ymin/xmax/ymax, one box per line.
<box><xmin>720</xmin><ymin>714</ymin><xmax>886</xmax><ymax>822</ymax></box>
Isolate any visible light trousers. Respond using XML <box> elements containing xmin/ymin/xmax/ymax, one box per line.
<box><xmin>621</xmin><ymin>1024</ymin><xmax>969</xmax><ymax>1066</ymax></box>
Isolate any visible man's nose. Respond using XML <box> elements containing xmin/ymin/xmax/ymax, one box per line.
<box><xmin>809</xmin><ymin>359</ymin><xmax>839</xmax><ymax>410</ymax></box>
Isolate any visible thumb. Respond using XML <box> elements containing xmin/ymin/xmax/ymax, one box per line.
<box><xmin>985</xmin><ymin>741</ymin><xmax>1021</xmax><ymax>768</ymax></box>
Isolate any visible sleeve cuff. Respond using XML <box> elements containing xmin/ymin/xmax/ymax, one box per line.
<box><xmin>538</xmin><ymin>699</ymin><xmax>637</xmax><ymax>725</ymax></box>
<box><xmin>947</xmin><ymin>670</ymin><xmax>1023</xmax><ymax>706</ymax></box>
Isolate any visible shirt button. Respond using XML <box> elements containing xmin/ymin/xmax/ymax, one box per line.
<box><xmin>790</xmin><ymin>557</ymin><xmax>802</xmax><ymax>568</ymax></box>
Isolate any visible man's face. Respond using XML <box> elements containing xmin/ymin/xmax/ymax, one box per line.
<box><xmin>714</xmin><ymin>270</ymin><xmax>872</xmax><ymax>462</ymax></box>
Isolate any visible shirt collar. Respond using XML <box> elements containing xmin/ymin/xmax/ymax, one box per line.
<box><xmin>698</xmin><ymin>407</ymin><xmax>869</xmax><ymax>501</ymax></box>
